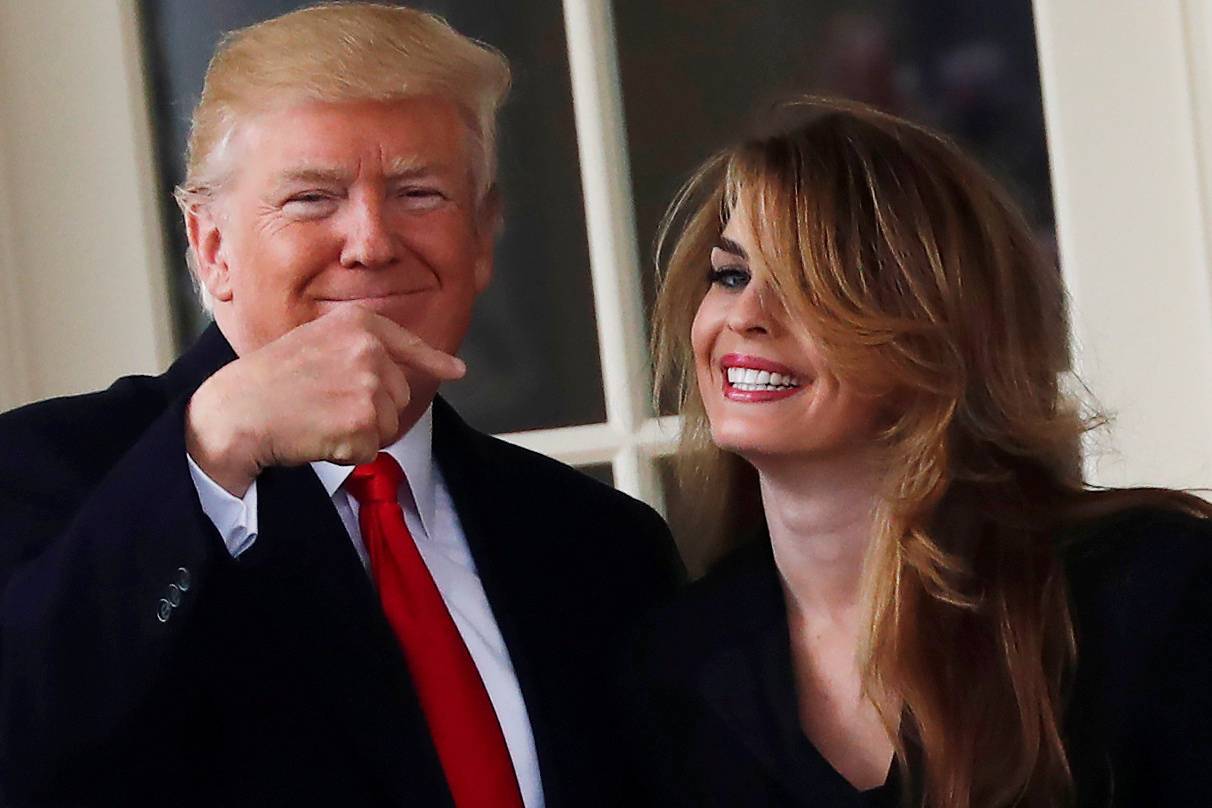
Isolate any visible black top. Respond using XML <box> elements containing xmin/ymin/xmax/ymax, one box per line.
<box><xmin>622</xmin><ymin>506</ymin><xmax>1212</xmax><ymax>806</ymax></box>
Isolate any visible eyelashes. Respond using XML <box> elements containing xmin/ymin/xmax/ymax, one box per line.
<box><xmin>708</xmin><ymin>265</ymin><xmax>751</xmax><ymax>290</ymax></box>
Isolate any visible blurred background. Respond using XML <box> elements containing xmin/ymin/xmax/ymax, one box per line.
<box><xmin>1</xmin><ymin>1</ymin><xmax>1210</xmax><ymax>565</ymax></box>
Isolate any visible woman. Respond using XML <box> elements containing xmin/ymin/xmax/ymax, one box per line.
<box><xmin>627</xmin><ymin>97</ymin><xmax>1212</xmax><ymax>807</ymax></box>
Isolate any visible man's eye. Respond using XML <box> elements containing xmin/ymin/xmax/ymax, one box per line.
<box><xmin>397</xmin><ymin>186</ymin><xmax>446</xmax><ymax>200</ymax></box>
<box><xmin>394</xmin><ymin>186</ymin><xmax>448</xmax><ymax>211</ymax></box>
<box><xmin>282</xmin><ymin>192</ymin><xmax>337</xmax><ymax>209</ymax></box>
<box><xmin>708</xmin><ymin>266</ymin><xmax>750</xmax><ymax>290</ymax></box>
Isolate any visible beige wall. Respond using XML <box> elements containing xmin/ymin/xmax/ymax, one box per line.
<box><xmin>0</xmin><ymin>0</ymin><xmax>1209</xmax><ymax>493</ymax></box>
<box><xmin>1035</xmin><ymin>0</ymin><xmax>1212</xmax><ymax>492</ymax></box>
<box><xmin>0</xmin><ymin>0</ymin><xmax>172</xmax><ymax>412</ymax></box>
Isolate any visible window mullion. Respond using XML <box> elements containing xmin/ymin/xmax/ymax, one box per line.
<box><xmin>561</xmin><ymin>0</ymin><xmax>651</xmax><ymax>449</ymax></box>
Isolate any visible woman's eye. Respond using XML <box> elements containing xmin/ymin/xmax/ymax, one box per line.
<box><xmin>709</xmin><ymin>266</ymin><xmax>750</xmax><ymax>290</ymax></box>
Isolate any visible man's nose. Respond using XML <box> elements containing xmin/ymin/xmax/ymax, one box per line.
<box><xmin>726</xmin><ymin>281</ymin><xmax>775</xmax><ymax>336</ymax></box>
<box><xmin>339</xmin><ymin>196</ymin><xmax>397</xmax><ymax>269</ymax></box>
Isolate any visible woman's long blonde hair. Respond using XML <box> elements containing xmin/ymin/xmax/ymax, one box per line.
<box><xmin>652</xmin><ymin>97</ymin><xmax>1212</xmax><ymax>807</ymax></box>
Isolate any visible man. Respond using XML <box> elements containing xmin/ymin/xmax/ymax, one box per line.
<box><xmin>0</xmin><ymin>5</ymin><xmax>681</xmax><ymax>807</ymax></box>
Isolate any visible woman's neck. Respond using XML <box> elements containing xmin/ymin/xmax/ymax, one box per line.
<box><xmin>755</xmin><ymin>449</ymin><xmax>899</xmax><ymax>787</ymax></box>
<box><xmin>755</xmin><ymin>449</ymin><xmax>882</xmax><ymax>629</ymax></box>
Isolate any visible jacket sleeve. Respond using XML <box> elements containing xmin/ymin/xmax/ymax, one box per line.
<box><xmin>0</xmin><ymin>393</ymin><xmax>229</xmax><ymax>801</ymax></box>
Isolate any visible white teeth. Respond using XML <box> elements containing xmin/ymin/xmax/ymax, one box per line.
<box><xmin>724</xmin><ymin>365</ymin><xmax>802</xmax><ymax>389</ymax></box>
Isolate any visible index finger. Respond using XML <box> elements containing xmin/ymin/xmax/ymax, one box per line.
<box><xmin>363</xmin><ymin>312</ymin><xmax>466</xmax><ymax>381</ymax></box>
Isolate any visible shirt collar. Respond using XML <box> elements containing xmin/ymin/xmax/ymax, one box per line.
<box><xmin>311</xmin><ymin>405</ymin><xmax>437</xmax><ymax>539</ymax></box>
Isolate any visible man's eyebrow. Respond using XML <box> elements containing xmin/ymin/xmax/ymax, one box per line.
<box><xmin>383</xmin><ymin>155</ymin><xmax>441</xmax><ymax>180</ymax></box>
<box><xmin>271</xmin><ymin>157</ymin><xmax>445</xmax><ymax>186</ymax></box>
<box><xmin>715</xmin><ymin>237</ymin><xmax>748</xmax><ymax>260</ymax></box>
<box><xmin>274</xmin><ymin>167</ymin><xmax>354</xmax><ymax>185</ymax></box>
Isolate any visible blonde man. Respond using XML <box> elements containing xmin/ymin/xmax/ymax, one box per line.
<box><xmin>0</xmin><ymin>5</ymin><xmax>681</xmax><ymax>807</ymax></box>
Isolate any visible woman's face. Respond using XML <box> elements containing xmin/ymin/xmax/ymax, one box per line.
<box><xmin>691</xmin><ymin>198</ymin><xmax>884</xmax><ymax>464</ymax></box>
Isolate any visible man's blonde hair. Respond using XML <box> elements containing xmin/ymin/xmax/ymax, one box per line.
<box><xmin>177</xmin><ymin>2</ymin><xmax>510</xmax><ymax>205</ymax></box>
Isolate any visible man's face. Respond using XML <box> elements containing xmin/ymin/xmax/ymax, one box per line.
<box><xmin>193</xmin><ymin>96</ymin><xmax>494</xmax><ymax>356</ymax></box>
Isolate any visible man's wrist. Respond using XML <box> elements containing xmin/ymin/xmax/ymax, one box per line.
<box><xmin>185</xmin><ymin>379</ymin><xmax>262</xmax><ymax>497</ymax></box>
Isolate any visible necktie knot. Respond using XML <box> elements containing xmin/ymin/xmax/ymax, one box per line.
<box><xmin>346</xmin><ymin>452</ymin><xmax>405</xmax><ymax>506</ymax></box>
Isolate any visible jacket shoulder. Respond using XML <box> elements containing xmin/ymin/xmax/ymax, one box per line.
<box><xmin>0</xmin><ymin>374</ymin><xmax>168</xmax><ymax>491</ymax></box>
<box><xmin>1062</xmin><ymin>506</ymin><xmax>1212</xmax><ymax>708</ymax></box>
<box><xmin>1063</xmin><ymin>505</ymin><xmax>1212</xmax><ymax>599</ymax></box>
<box><xmin>463</xmin><ymin>427</ymin><xmax>671</xmax><ymax>535</ymax></box>
<box><xmin>1061</xmin><ymin>506</ymin><xmax>1212</xmax><ymax>798</ymax></box>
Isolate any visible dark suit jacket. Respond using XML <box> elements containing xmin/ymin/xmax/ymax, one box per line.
<box><xmin>0</xmin><ymin>324</ymin><xmax>683</xmax><ymax>807</ymax></box>
<box><xmin>622</xmin><ymin>507</ymin><xmax>1212</xmax><ymax>807</ymax></box>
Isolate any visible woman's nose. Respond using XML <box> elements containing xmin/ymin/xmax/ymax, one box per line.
<box><xmin>725</xmin><ymin>281</ymin><xmax>775</xmax><ymax>336</ymax></box>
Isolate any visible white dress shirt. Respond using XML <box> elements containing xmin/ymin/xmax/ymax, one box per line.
<box><xmin>187</xmin><ymin>406</ymin><xmax>545</xmax><ymax>808</ymax></box>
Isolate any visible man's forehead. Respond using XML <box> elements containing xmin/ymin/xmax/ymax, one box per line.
<box><xmin>270</xmin><ymin>154</ymin><xmax>447</xmax><ymax>183</ymax></box>
<box><xmin>232</xmin><ymin>97</ymin><xmax>471</xmax><ymax>177</ymax></box>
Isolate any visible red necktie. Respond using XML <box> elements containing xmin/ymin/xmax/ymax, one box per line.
<box><xmin>345</xmin><ymin>453</ymin><xmax>525</xmax><ymax>808</ymax></box>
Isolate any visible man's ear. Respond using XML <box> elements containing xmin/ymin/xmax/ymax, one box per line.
<box><xmin>185</xmin><ymin>201</ymin><xmax>233</xmax><ymax>303</ymax></box>
<box><xmin>473</xmin><ymin>186</ymin><xmax>501</xmax><ymax>293</ymax></box>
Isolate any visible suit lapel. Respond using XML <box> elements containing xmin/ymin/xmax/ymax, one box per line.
<box><xmin>161</xmin><ymin>325</ymin><xmax>454</xmax><ymax>803</ymax></box>
<box><xmin>248</xmin><ymin>462</ymin><xmax>454</xmax><ymax>806</ymax></box>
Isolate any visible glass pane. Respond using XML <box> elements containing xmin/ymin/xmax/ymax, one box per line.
<box><xmin>616</xmin><ymin>0</ymin><xmax>1056</xmax><ymax>411</ymax></box>
<box><xmin>139</xmin><ymin>0</ymin><xmax>606</xmax><ymax>435</ymax></box>
<box><xmin>577</xmin><ymin>462</ymin><xmax>614</xmax><ymax>488</ymax></box>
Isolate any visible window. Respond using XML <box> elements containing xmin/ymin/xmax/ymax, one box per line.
<box><xmin>139</xmin><ymin>0</ymin><xmax>1053</xmax><ymax>558</ymax></box>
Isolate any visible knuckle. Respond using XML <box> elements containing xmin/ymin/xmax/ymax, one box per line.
<box><xmin>335</xmin><ymin>398</ymin><xmax>374</xmax><ymax>437</ymax></box>
<box><xmin>351</xmin><ymin>442</ymin><xmax>377</xmax><ymax>465</ymax></box>
<box><xmin>357</xmin><ymin>371</ymin><xmax>382</xmax><ymax>396</ymax></box>
<box><xmin>330</xmin><ymin>440</ymin><xmax>355</xmax><ymax>464</ymax></box>
<box><xmin>354</xmin><ymin>333</ymin><xmax>381</xmax><ymax>359</ymax></box>
<box><xmin>351</xmin><ymin>402</ymin><xmax>378</xmax><ymax>431</ymax></box>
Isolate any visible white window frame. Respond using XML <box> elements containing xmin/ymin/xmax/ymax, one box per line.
<box><xmin>1033</xmin><ymin>0</ymin><xmax>1212</xmax><ymax>491</ymax></box>
<box><xmin>490</xmin><ymin>0</ymin><xmax>681</xmax><ymax>513</ymax></box>
<box><xmin>2</xmin><ymin>0</ymin><xmax>1209</xmax><ymax>506</ymax></box>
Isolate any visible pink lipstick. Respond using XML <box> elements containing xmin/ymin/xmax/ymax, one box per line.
<box><xmin>719</xmin><ymin>353</ymin><xmax>807</xmax><ymax>403</ymax></box>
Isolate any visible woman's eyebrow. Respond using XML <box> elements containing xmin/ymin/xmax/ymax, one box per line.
<box><xmin>714</xmin><ymin>237</ymin><xmax>748</xmax><ymax>259</ymax></box>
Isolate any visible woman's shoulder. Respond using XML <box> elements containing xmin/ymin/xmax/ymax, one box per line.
<box><xmin>1060</xmin><ymin>504</ymin><xmax>1212</xmax><ymax>595</ymax></box>
<box><xmin>1060</xmin><ymin>505</ymin><xmax>1212</xmax><ymax>702</ymax></box>
<box><xmin>1059</xmin><ymin>505</ymin><xmax>1212</xmax><ymax>799</ymax></box>
<box><xmin>626</xmin><ymin>538</ymin><xmax>783</xmax><ymax>687</ymax></box>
